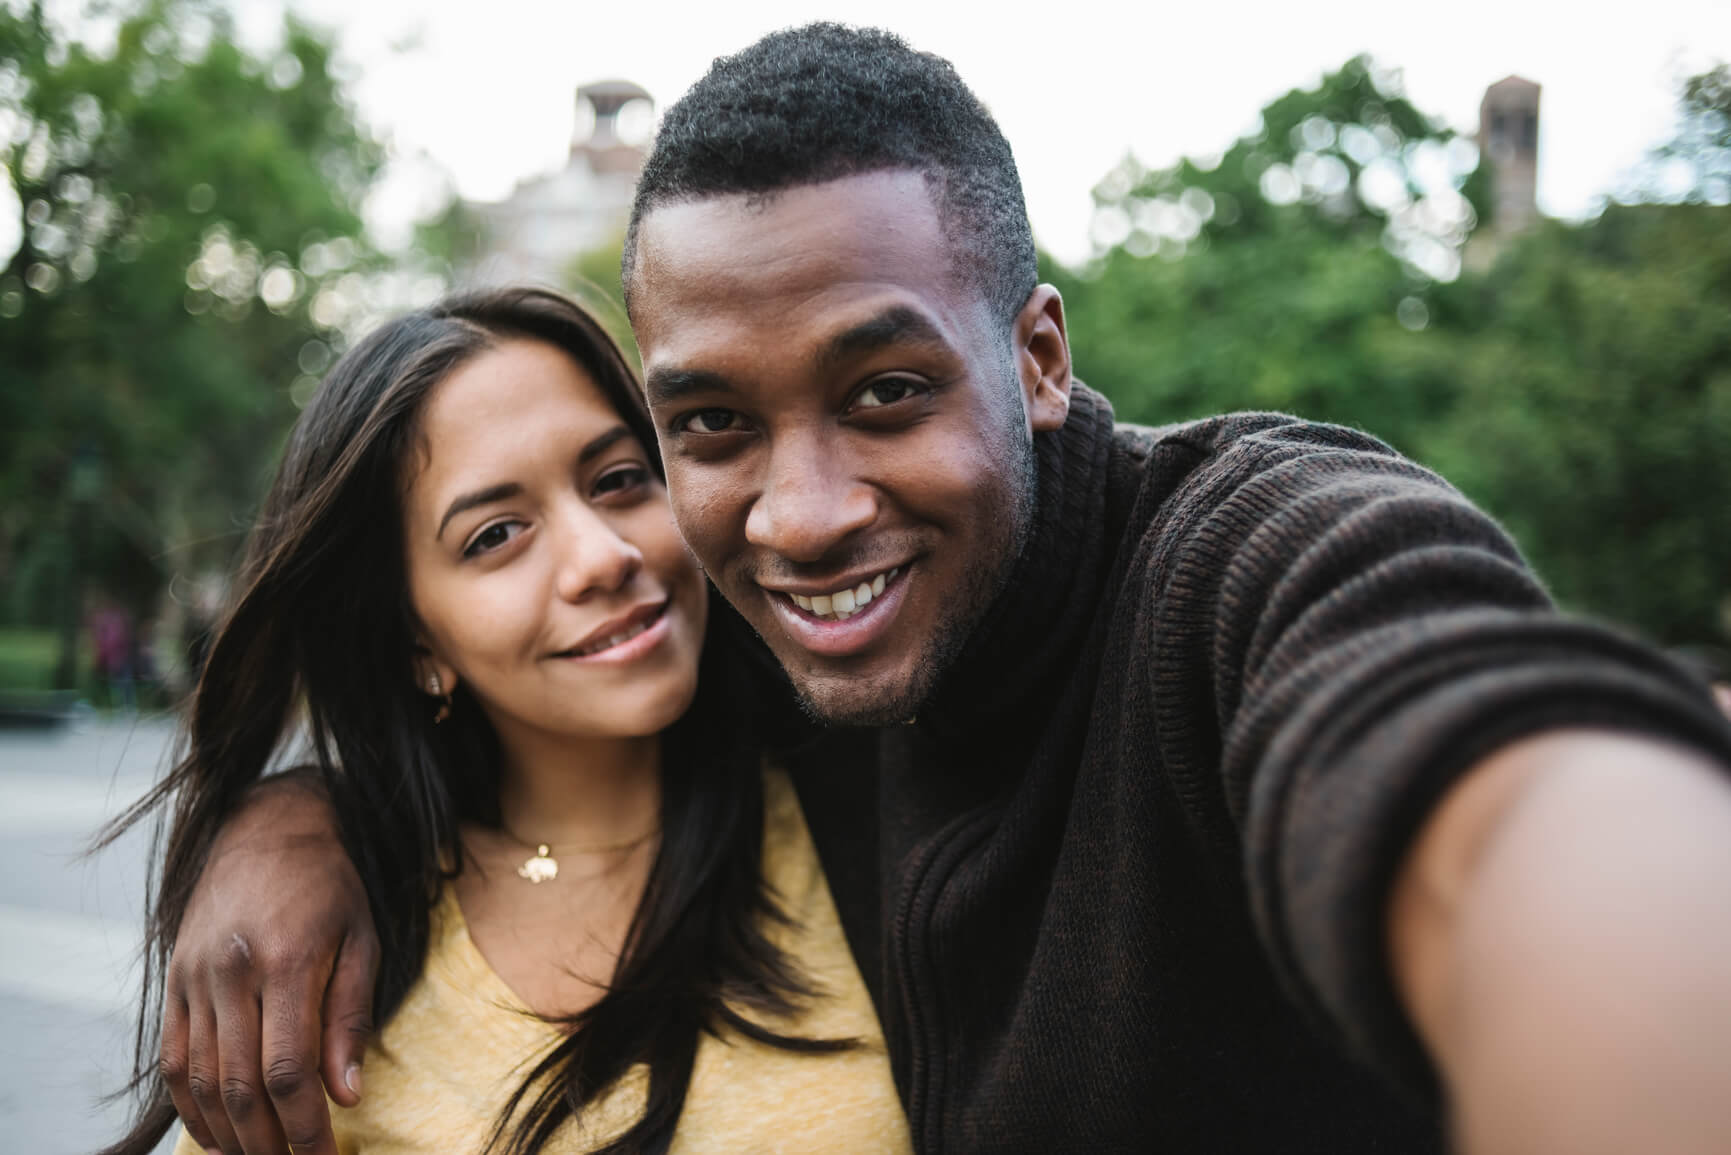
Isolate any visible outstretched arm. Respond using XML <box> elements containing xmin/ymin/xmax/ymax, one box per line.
<box><xmin>1391</xmin><ymin>730</ymin><xmax>1731</xmax><ymax>1154</ymax></box>
<box><xmin>161</xmin><ymin>775</ymin><xmax>377</xmax><ymax>1155</ymax></box>
<box><xmin>1134</xmin><ymin>414</ymin><xmax>1731</xmax><ymax>1146</ymax></box>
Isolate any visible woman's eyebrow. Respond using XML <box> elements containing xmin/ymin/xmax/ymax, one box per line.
<box><xmin>437</xmin><ymin>482</ymin><xmax>521</xmax><ymax>540</ymax></box>
<box><xmin>578</xmin><ymin>424</ymin><xmax>633</xmax><ymax>465</ymax></box>
<box><xmin>434</xmin><ymin>426</ymin><xmax>633</xmax><ymax>540</ymax></box>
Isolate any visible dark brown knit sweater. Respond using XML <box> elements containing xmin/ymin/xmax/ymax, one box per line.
<box><xmin>769</xmin><ymin>384</ymin><xmax>1731</xmax><ymax>1154</ymax></box>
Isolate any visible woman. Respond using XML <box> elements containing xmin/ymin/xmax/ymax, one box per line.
<box><xmin>101</xmin><ymin>287</ymin><xmax>911</xmax><ymax>1155</ymax></box>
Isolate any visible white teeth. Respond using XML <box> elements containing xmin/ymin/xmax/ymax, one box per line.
<box><xmin>786</xmin><ymin>567</ymin><xmax>903</xmax><ymax>622</ymax></box>
<box><xmin>575</xmin><ymin>616</ymin><xmax>654</xmax><ymax>656</ymax></box>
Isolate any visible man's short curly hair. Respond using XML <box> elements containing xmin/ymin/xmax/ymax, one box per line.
<box><xmin>622</xmin><ymin>23</ymin><xmax>1037</xmax><ymax>330</ymax></box>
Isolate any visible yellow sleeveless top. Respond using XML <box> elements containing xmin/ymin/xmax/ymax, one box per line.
<box><xmin>174</xmin><ymin>769</ymin><xmax>910</xmax><ymax>1153</ymax></box>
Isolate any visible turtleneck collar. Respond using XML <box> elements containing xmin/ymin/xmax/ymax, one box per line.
<box><xmin>917</xmin><ymin>382</ymin><xmax>1119</xmax><ymax>744</ymax></box>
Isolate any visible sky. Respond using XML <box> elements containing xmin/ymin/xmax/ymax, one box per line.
<box><xmin>11</xmin><ymin>0</ymin><xmax>1731</xmax><ymax>265</ymax></box>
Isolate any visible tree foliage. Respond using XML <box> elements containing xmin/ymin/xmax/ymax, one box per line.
<box><xmin>1050</xmin><ymin>56</ymin><xmax>1484</xmax><ymax>458</ymax></box>
<box><xmin>1419</xmin><ymin>205</ymin><xmax>1731</xmax><ymax>645</ymax></box>
<box><xmin>1057</xmin><ymin>57</ymin><xmax>1731</xmax><ymax>646</ymax></box>
<box><xmin>1628</xmin><ymin>63</ymin><xmax>1731</xmax><ymax>204</ymax></box>
<box><xmin>565</xmin><ymin>228</ymin><xmax>638</xmax><ymax>369</ymax></box>
<box><xmin>0</xmin><ymin>0</ymin><xmax>380</xmax><ymax>649</ymax></box>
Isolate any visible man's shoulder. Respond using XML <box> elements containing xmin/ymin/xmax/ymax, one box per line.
<box><xmin>1105</xmin><ymin>411</ymin><xmax>1427</xmax><ymax>517</ymax></box>
<box><xmin>1100</xmin><ymin>410</ymin><xmax>1449</xmax><ymax>570</ymax></box>
<box><xmin>1110</xmin><ymin>411</ymin><xmax>1401</xmax><ymax>470</ymax></box>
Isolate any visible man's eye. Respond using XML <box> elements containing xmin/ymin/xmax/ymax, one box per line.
<box><xmin>854</xmin><ymin>379</ymin><xmax>921</xmax><ymax>410</ymax></box>
<box><xmin>681</xmin><ymin>408</ymin><xmax>741</xmax><ymax>433</ymax></box>
<box><xmin>463</xmin><ymin>521</ymin><xmax>523</xmax><ymax>558</ymax></box>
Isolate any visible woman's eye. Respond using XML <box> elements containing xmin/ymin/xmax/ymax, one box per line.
<box><xmin>681</xmin><ymin>408</ymin><xmax>740</xmax><ymax>434</ymax></box>
<box><xmin>463</xmin><ymin>521</ymin><xmax>523</xmax><ymax>558</ymax></box>
<box><xmin>854</xmin><ymin>379</ymin><xmax>921</xmax><ymax>410</ymax></box>
<box><xmin>594</xmin><ymin>464</ymin><xmax>649</xmax><ymax>497</ymax></box>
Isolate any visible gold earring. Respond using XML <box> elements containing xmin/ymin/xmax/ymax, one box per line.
<box><xmin>427</xmin><ymin>672</ymin><xmax>452</xmax><ymax>724</ymax></box>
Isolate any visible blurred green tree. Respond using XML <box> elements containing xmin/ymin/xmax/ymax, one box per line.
<box><xmin>1628</xmin><ymin>63</ymin><xmax>1731</xmax><ymax>204</ymax></box>
<box><xmin>1419</xmin><ymin>205</ymin><xmax>1731</xmax><ymax>646</ymax></box>
<box><xmin>565</xmin><ymin>229</ymin><xmax>639</xmax><ymax>369</ymax></box>
<box><xmin>1419</xmin><ymin>64</ymin><xmax>1731</xmax><ymax>646</ymax></box>
<box><xmin>1049</xmin><ymin>55</ymin><xmax>1484</xmax><ymax>460</ymax></box>
<box><xmin>0</xmin><ymin>0</ymin><xmax>381</xmax><ymax>685</ymax></box>
<box><xmin>1054</xmin><ymin>57</ymin><xmax>1729</xmax><ymax>646</ymax></box>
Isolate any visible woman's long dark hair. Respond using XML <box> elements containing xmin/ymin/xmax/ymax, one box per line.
<box><xmin>100</xmin><ymin>286</ymin><xmax>847</xmax><ymax>1155</ymax></box>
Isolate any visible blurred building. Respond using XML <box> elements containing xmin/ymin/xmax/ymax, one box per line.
<box><xmin>1478</xmin><ymin>76</ymin><xmax>1541</xmax><ymax>236</ymax></box>
<box><xmin>460</xmin><ymin>80</ymin><xmax>653</xmax><ymax>286</ymax></box>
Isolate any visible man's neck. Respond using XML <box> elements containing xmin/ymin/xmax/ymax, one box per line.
<box><xmin>913</xmin><ymin>383</ymin><xmax>1119</xmax><ymax>742</ymax></box>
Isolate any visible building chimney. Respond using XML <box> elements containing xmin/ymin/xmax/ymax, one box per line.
<box><xmin>1478</xmin><ymin>76</ymin><xmax>1541</xmax><ymax>235</ymax></box>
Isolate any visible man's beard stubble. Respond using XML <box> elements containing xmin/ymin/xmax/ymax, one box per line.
<box><xmin>784</xmin><ymin>415</ymin><xmax>1041</xmax><ymax>729</ymax></box>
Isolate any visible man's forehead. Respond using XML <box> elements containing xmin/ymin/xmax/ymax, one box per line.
<box><xmin>633</xmin><ymin>171</ymin><xmax>950</xmax><ymax>288</ymax></box>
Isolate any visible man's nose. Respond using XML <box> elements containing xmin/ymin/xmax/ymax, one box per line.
<box><xmin>552</xmin><ymin>501</ymin><xmax>644</xmax><ymax>603</ymax></box>
<box><xmin>745</xmin><ymin>436</ymin><xmax>876</xmax><ymax>563</ymax></box>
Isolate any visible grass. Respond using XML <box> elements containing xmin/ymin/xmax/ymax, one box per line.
<box><xmin>0</xmin><ymin>628</ymin><xmax>76</xmax><ymax>690</ymax></box>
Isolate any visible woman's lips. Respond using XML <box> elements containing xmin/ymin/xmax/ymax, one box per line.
<box><xmin>551</xmin><ymin>601</ymin><xmax>672</xmax><ymax>664</ymax></box>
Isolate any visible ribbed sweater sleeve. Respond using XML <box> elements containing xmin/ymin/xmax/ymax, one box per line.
<box><xmin>1142</xmin><ymin>415</ymin><xmax>1731</xmax><ymax>1097</ymax></box>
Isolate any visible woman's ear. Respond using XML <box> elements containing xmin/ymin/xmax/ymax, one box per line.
<box><xmin>412</xmin><ymin>645</ymin><xmax>458</xmax><ymax>701</ymax></box>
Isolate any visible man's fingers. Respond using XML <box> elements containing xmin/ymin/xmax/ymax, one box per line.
<box><xmin>162</xmin><ymin>991</ymin><xmax>222</xmax><ymax>1153</ymax></box>
<box><xmin>211</xmin><ymin>943</ymin><xmax>290</xmax><ymax>1155</ymax></box>
<box><xmin>186</xmin><ymin>998</ymin><xmax>243</xmax><ymax>1155</ymax></box>
<box><xmin>261</xmin><ymin>977</ymin><xmax>339</xmax><ymax>1155</ymax></box>
<box><xmin>319</xmin><ymin>931</ymin><xmax>377</xmax><ymax>1109</ymax></box>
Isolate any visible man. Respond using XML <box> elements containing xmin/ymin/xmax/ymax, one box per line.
<box><xmin>163</xmin><ymin>25</ymin><xmax>1731</xmax><ymax>1154</ymax></box>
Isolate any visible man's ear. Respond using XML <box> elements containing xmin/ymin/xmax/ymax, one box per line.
<box><xmin>1013</xmin><ymin>284</ymin><xmax>1072</xmax><ymax>434</ymax></box>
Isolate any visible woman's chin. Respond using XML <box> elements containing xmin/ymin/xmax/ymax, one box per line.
<box><xmin>545</xmin><ymin>678</ymin><xmax>700</xmax><ymax>743</ymax></box>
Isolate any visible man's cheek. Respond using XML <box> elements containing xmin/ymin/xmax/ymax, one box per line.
<box><xmin>662</xmin><ymin>474</ymin><xmax>705</xmax><ymax>543</ymax></box>
<box><xmin>667</xmin><ymin>499</ymin><xmax>731</xmax><ymax>579</ymax></box>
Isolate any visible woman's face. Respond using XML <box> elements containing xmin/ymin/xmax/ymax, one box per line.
<box><xmin>402</xmin><ymin>337</ymin><xmax>707</xmax><ymax>747</ymax></box>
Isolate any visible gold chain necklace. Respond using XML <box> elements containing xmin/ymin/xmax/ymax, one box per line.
<box><xmin>498</xmin><ymin>823</ymin><xmax>660</xmax><ymax>884</ymax></box>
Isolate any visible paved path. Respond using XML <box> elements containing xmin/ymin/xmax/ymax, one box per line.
<box><xmin>1</xmin><ymin>716</ymin><xmax>179</xmax><ymax>1154</ymax></box>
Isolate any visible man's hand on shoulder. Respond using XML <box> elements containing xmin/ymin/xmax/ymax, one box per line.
<box><xmin>1390</xmin><ymin>729</ymin><xmax>1731</xmax><ymax>1154</ymax></box>
<box><xmin>161</xmin><ymin>772</ymin><xmax>377</xmax><ymax>1155</ymax></box>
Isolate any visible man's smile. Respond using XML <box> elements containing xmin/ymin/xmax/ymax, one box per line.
<box><xmin>762</xmin><ymin>564</ymin><xmax>913</xmax><ymax>658</ymax></box>
<box><xmin>772</xmin><ymin>565</ymin><xmax>903</xmax><ymax>620</ymax></box>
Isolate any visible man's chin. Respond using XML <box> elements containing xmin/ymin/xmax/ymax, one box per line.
<box><xmin>784</xmin><ymin>663</ymin><xmax>933</xmax><ymax>728</ymax></box>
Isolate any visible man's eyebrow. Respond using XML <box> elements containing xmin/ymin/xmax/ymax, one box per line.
<box><xmin>643</xmin><ymin>306</ymin><xmax>949</xmax><ymax>410</ymax></box>
<box><xmin>437</xmin><ymin>482</ymin><xmax>521</xmax><ymax>540</ymax></box>
<box><xmin>815</xmin><ymin>305</ymin><xmax>949</xmax><ymax>378</ymax></box>
<box><xmin>644</xmin><ymin>367</ymin><xmax>735</xmax><ymax>408</ymax></box>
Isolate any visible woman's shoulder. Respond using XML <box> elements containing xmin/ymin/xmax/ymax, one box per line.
<box><xmin>757</xmin><ymin>762</ymin><xmax>833</xmax><ymax>934</ymax></box>
<box><xmin>669</xmin><ymin>763</ymin><xmax>911</xmax><ymax>1154</ymax></box>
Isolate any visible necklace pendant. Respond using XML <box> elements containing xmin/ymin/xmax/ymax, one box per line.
<box><xmin>517</xmin><ymin>845</ymin><xmax>558</xmax><ymax>884</ymax></box>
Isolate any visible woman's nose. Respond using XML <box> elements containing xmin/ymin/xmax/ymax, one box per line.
<box><xmin>552</xmin><ymin>503</ymin><xmax>644</xmax><ymax>603</ymax></box>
